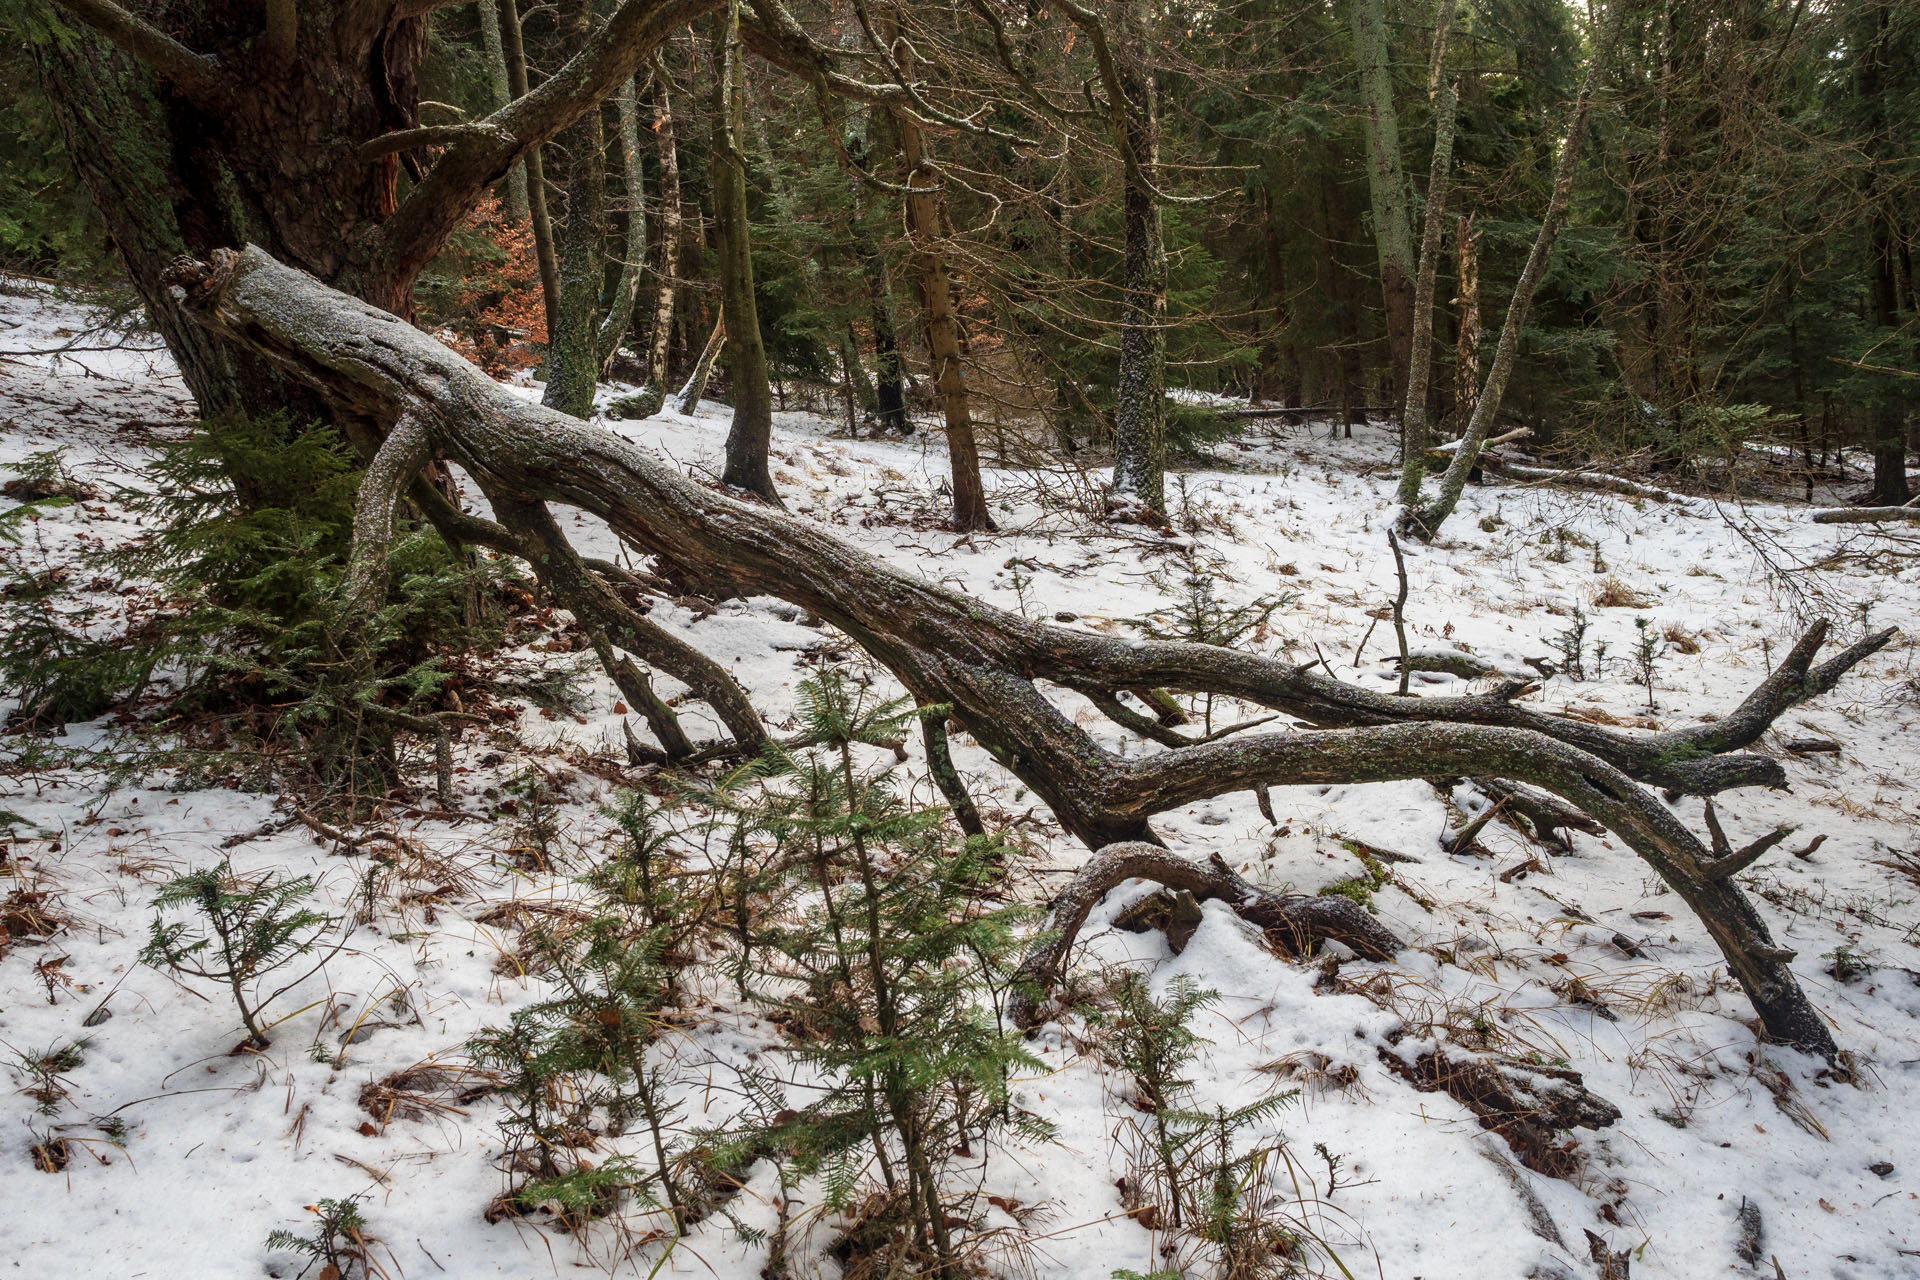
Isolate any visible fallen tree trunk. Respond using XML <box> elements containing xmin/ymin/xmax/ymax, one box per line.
<box><xmin>160</xmin><ymin>246</ymin><xmax>1895</xmax><ymax>1058</ymax></box>
<box><xmin>1007</xmin><ymin>842</ymin><xmax>1403</xmax><ymax>1029</ymax></box>
<box><xmin>1809</xmin><ymin>504</ymin><xmax>1920</xmax><ymax>524</ymax></box>
<box><xmin>1479</xmin><ymin>456</ymin><xmax>1703</xmax><ymax>507</ymax></box>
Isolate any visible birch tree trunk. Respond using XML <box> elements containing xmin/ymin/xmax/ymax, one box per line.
<box><xmin>639</xmin><ymin>54</ymin><xmax>683</xmax><ymax>417</ymax></box>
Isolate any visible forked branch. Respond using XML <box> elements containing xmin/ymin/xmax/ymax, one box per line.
<box><xmin>1008</xmin><ymin>842</ymin><xmax>1404</xmax><ymax>1030</ymax></box>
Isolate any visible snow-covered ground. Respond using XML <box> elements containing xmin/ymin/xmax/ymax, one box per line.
<box><xmin>3</xmin><ymin>282</ymin><xmax>1918</xmax><ymax>1279</ymax></box>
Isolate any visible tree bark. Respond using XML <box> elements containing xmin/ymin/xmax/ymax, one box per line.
<box><xmin>541</xmin><ymin>1</ymin><xmax>610</xmax><ymax>419</ymax></box>
<box><xmin>1454</xmin><ymin>214</ymin><xmax>1481</xmax><ymax>427</ymax></box>
<box><xmin>1009</xmin><ymin>843</ymin><xmax>1404</xmax><ymax>1029</ymax></box>
<box><xmin>477</xmin><ymin>0</ymin><xmax>530</xmax><ymax>221</ymax></box>
<box><xmin>892</xmin><ymin>38</ymin><xmax>992</xmax><ymax>530</ymax></box>
<box><xmin>597</xmin><ymin>73</ymin><xmax>650</xmax><ymax>371</ymax></box>
<box><xmin>638</xmin><ymin>53</ymin><xmax>683</xmax><ymax>417</ymax></box>
<box><xmin>1396</xmin><ymin>2</ymin><xmax>1459</xmax><ymax>507</ymax></box>
<box><xmin>1109</xmin><ymin>23</ymin><xmax>1169</xmax><ymax>517</ymax></box>
<box><xmin>496</xmin><ymin>0</ymin><xmax>563</xmax><ymax>341</ymax></box>
<box><xmin>1257</xmin><ymin>186</ymin><xmax>1302</xmax><ymax>408</ymax></box>
<box><xmin>852</xmin><ymin>115</ymin><xmax>911</xmax><ymax>436</ymax></box>
<box><xmin>709</xmin><ymin>0</ymin><xmax>780</xmax><ymax>503</ymax></box>
<box><xmin>1349</xmin><ymin>0</ymin><xmax>1416</xmax><ymax>404</ymax></box>
<box><xmin>34</xmin><ymin>0</ymin><xmax>426</xmax><ymax>420</ymax></box>
<box><xmin>164</xmin><ymin>245</ymin><xmax>1892</xmax><ymax>1058</ymax></box>
<box><xmin>677</xmin><ymin>310</ymin><xmax>725</xmax><ymax>414</ymax></box>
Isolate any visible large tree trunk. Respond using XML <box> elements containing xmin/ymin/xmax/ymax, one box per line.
<box><xmin>165</xmin><ymin>245</ymin><xmax>1895</xmax><ymax>1059</ymax></box>
<box><xmin>708</xmin><ymin>0</ymin><xmax>779</xmax><ymax>503</ymax></box>
<box><xmin>36</xmin><ymin>0</ymin><xmax>714</xmax><ymax>422</ymax></box>
<box><xmin>34</xmin><ymin>1</ymin><xmax>425</xmax><ymax>420</ymax></box>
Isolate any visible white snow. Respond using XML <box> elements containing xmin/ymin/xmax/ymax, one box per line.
<box><xmin>3</xmin><ymin>281</ymin><xmax>1918</xmax><ymax>1279</ymax></box>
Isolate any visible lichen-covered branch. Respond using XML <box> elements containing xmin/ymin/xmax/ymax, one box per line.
<box><xmin>1008</xmin><ymin>843</ymin><xmax>1404</xmax><ymax>1030</ymax></box>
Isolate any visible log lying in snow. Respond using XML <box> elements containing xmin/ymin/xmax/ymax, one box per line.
<box><xmin>1478</xmin><ymin>455</ymin><xmax>1703</xmax><ymax>506</ymax></box>
<box><xmin>1008</xmin><ymin>843</ymin><xmax>1403</xmax><ymax>1030</ymax></box>
<box><xmin>159</xmin><ymin>245</ymin><xmax>1900</xmax><ymax>1058</ymax></box>
<box><xmin>1809</xmin><ymin>504</ymin><xmax>1920</xmax><ymax>524</ymax></box>
<box><xmin>1381</xmin><ymin>1047</ymin><xmax>1621</xmax><ymax>1180</ymax></box>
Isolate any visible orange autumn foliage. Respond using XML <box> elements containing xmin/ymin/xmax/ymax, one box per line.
<box><xmin>430</xmin><ymin>194</ymin><xmax>546</xmax><ymax>377</ymax></box>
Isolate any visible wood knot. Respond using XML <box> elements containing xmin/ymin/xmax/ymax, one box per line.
<box><xmin>160</xmin><ymin>249</ymin><xmax>238</xmax><ymax>307</ymax></box>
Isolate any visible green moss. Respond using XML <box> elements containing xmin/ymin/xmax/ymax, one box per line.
<box><xmin>1318</xmin><ymin>849</ymin><xmax>1392</xmax><ymax>912</ymax></box>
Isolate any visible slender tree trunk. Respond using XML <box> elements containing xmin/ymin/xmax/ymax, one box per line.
<box><xmin>540</xmin><ymin>2</ymin><xmax>608</xmax><ymax>419</ymax></box>
<box><xmin>1867</xmin><ymin>213</ymin><xmax>1913</xmax><ymax>505</ymax></box>
<box><xmin>499</xmin><ymin>0</ymin><xmax>561</xmax><ymax>340</ymax></box>
<box><xmin>1258</xmin><ymin>186</ymin><xmax>1301</xmax><ymax>408</ymax></box>
<box><xmin>1405</xmin><ymin>3</ymin><xmax>1622</xmax><ymax>538</ymax></box>
<box><xmin>892</xmin><ymin>36</ymin><xmax>992</xmax><ymax>530</ymax></box>
<box><xmin>866</xmin><ymin>259</ymin><xmax>911</xmax><ymax>435</ymax></box>
<box><xmin>639</xmin><ymin>54</ymin><xmax>683</xmax><ymax>416</ymax></box>
<box><xmin>851</xmin><ymin>117</ymin><xmax>911</xmax><ymax>436</ymax></box>
<box><xmin>1454</xmin><ymin>214</ymin><xmax>1481</xmax><ymax>427</ymax></box>
<box><xmin>1859</xmin><ymin>3</ymin><xmax>1913</xmax><ymax>506</ymax></box>
<box><xmin>709</xmin><ymin>0</ymin><xmax>779</xmax><ymax>503</ymax></box>
<box><xmin>1110</xmin><ymin>33</ymin><xmax>1169</xmax><ymax>516</ymax></box>
<box><xmin>477</xmin><ymin>0</ymin><xmax>529</xmax><ymax>221</ymax></box>
<box><xmin>1349</xmin><ymin>0</ymin><xmax>1416</xmax><ymax>406</ymax></box>
<box><xmin>597</xmin><ymin>73</ymin><xmax>650</xmax><ymax>371</ymax></box>
<box><xmin>1396</xmin><ymin>3</ymin><xmax>1459</xmax><ymax>506</ymax></box>
<box><xmin>678</xmin><ymin>311</ymin><xmax>725</xmax><ymax>415</ymax></box>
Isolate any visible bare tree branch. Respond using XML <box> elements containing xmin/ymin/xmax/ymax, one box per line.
<box><xmin>371</xmin><ymin>0</ymin><xmax>724</xmax><ymax>289</ymax></box>
<box><xmin>50</xmin><ymin>0</ymin><xmax>227</xmax><ymax>109</ymax></box>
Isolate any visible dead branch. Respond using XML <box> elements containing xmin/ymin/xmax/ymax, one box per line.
<box><xmin>1008</xmin><ymin>842</ymin><xmax>1404</xmax><ymax>1030</ymax></box>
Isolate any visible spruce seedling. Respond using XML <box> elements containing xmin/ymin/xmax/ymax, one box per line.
<box><xmin>716</xmin><ymin>670</ymin><xmax>1044</xmax><ymax>1277</ymax></box>
<box><xmin>141</xmin><ymin>861</ymin><xmax>344</xmax><ymax>1048</ymax></box>
<box><xmin>1551</xmin><ymin>607</ymin><xmax>1590</xmax><ymax>681</ymax></box>
<box><xmin>266</xmin><ymin>1194</ymin><xmax>388</xmax><ymax>1279</ymax></box>
<box><xmin>1632</xmin><ymin>616</ymin><xmax>1664</xmax><ymax>710</ymax></box>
